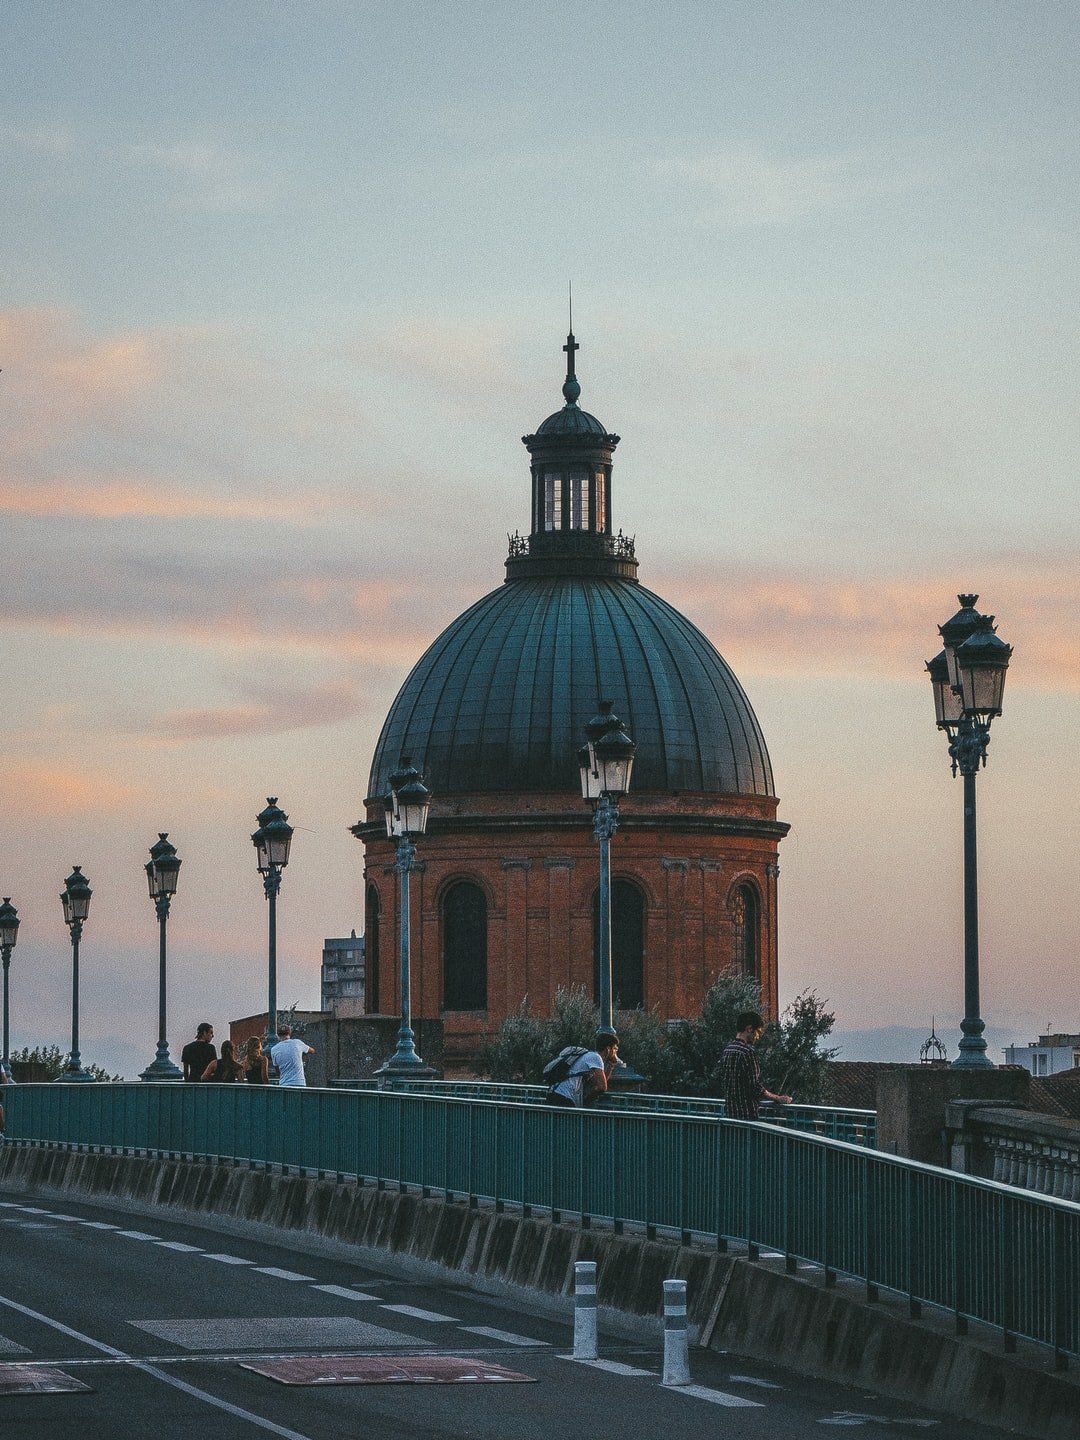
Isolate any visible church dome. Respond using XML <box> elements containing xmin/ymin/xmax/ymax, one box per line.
<box><xmin>368</xmin><ymin>575</ymin><xmax>774</xmax><ymax>800</ymax></box>
<box><xmin>368</xmin><ymin>329</ymin><xmax>776</xmax><ymax>803</ymax></box>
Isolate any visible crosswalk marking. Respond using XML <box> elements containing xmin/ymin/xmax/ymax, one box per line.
<box><xmin>462</xmin><ymin>1326</ymin><xmax>545</xmax><ymax>1347</ymax></box>
<box><xmin>252</xmin><ymin>1267</ymin><xmax>315</xmax><ymax>1281</ymax></box>
<box><xmin>311</xmin><ymin>1285</ymin><xmax>380</xmax><ymax>1301</ymax></box>
<box><xmin>380</xmin><ymin>1303</ymin><xmax>456</xmax><ymax>1323</ymax></box>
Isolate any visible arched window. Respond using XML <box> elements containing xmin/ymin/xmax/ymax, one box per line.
<box><xmin>731</xmin><ymin>883</ymin><xmax>760</xmax><ymax>980</ymax></box>
<box><xmin>442</xmin><ymin>881</ymin><xmax>488</xmax><ymax>1011</ymax></box>
<box><xmin>593</xmin><ymin>879</ymin><xmax>645</xmax><ymax>1011</ymax></box>
<box><xmin>365</xmin><ymin>884</ymin><xmax>380</xmax><ymax>1013</ymax></box>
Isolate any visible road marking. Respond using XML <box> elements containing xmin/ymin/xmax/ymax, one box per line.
<box><xmin>559</xmin><ymin>1356</ymin><xmax>654</xmax><ymax>1377</ymax></box>
<box><xmin>18</xmin><ymin>1207</ymin><xmax>53</xmax><ymax>1215</ymax></box>
<box><xmin>116</xmin><ymin>1230</ymin><xmax>159</xmax><ymax>1240</ymax></box>
<box><xmin>311</xmin><ymin>1285</ymin><xmax>380</xmax><ymax>1301</ymax></box>
<box><xmin>46</xmin><ymin>1214</ymin><xmax>83</xmax><ymax>1222</ymax></box>
<box><xmin>729</xmin><ymin>1374</ymin><xmax>783</xmax><ymax>1389</ymax></box>
<box><xmin>461</xmin><ymin>1326</ymin><xmax>545</xmax><ymax>1347</ymax></box>
<box><xmin>380</xmin><ymin>1304</ymin><xmax>456</xmax><ymax>1323</ymax></box>
<box><xmin>253</xmin><ymin>1267</ymin><xmax>315</xmax><ymax>1282</ymax></box>
<box><xmin>156</xmin><ymin>1241</ymin><xmax>203</xmax><ymax>1253</ymax></box>
<box><xmin>671</xmin><ymin>1382</ymin><xmax>764</xmax><ymax>1408</ymax></box>
<box><xmin>77</xmin><ymin>1220</ymin><xmax>119</xmax><ymax>1230</ymax></box>
<box><xmin>0</xmin><ymin>1290</ymin><xmax>315</xmax><ymax>1439</ymax></box>
<box><xmin>203</xmin><ymin>1253</ymin><xmax>252</xmax><ymax>1265</ymax></box>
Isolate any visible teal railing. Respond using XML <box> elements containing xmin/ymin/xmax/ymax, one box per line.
<box><xmin>5</xmin><ymin>1083</ymin><xmax>1075</xmax><ymax>1364</ymax></box>
<box><xmin>336</xmin><ymin>1078</ymin><xmax>878</xmax><ymax>1147</ymax></box>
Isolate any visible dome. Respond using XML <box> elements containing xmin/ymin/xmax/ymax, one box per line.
<box><xmin>368</xmin><ymin>574</ymin><xmax>775</xmax><ymax>801</ymax></box>
<box><xmin>534</xmin><ymin>404</ymin><xmax>610</xmax><ymax>438</ymax></box>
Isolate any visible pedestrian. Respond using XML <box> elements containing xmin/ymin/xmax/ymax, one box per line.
<box><xmin>181</xmin><ymin>1023</ymin><xmax>216</xmax><ymax>1083</ymax></box>
<box><xmin>269</xmin><ymin>1024</ymin><xmax>314</xmax><ymax>1088</ymax></box>
<box><xmin>544</xmin><ymin>1032</ymin><xmax>620</xmax><ymax>1108</ymax></box>
<box><xmin>201</xmin><ymin>1039</ymin><xmax>243</xmax><ymax>1083</ymax></box>
<box><xmin>244</xmin><ymin>1035</ymin><xmax>269</xmax><ymax>1085</ymax></box>
<box><xmin>719</xmin><ymin>1010</ymin><xmax>791</xmax><ymax>1120</ymax></box>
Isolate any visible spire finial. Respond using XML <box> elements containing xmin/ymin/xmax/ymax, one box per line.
<box><xmin>562</xmin><ymin>288</ymin><xmax>581</xmax><ymax>405</ymax></box>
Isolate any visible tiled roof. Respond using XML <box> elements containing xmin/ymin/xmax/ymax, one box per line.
<box><xmin>1030</xmin><ymin>1069</ymin><xmax>1080</xmax><ymax>1121</ymax></box>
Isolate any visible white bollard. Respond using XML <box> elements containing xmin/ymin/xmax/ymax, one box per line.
<box><xmin>662</xmin><ymin>1278</ymin><xmax>691</xmax><ymax>1386</ymax></box>
<box><xmin>573</xmin><ymin>1260</ymin><xmax>598</xmax><ymax>1360</ymax></box>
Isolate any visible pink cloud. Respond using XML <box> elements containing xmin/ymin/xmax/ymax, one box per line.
<box><xmin>157</xmin><ymin>680</ymin><xmax>361</xmax><ymax>740</ymax></box>
<box><xmin>4</xmin><ymin>763</ymin><xmax>143</xmax><ymax>819</ymax></box>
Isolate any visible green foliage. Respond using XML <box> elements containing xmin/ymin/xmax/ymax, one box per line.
<box><xmin>475</xmin><ymin>971</ymin><xmax>837</xmax><ymax>1102</ymax></box>
<box><xmin>9</xmin><ymin>1044</ymin><xmax>122</xmax><ymax>1084</ymax></box>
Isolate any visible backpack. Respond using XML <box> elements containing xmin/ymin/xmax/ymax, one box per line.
<box><xmin>542</xmin><ymin>1046</ymin><xmax>590</xmax><ymax>1087</ymax></box>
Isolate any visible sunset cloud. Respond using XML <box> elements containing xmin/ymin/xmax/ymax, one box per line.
<box><xmin>4</xmin><ymin>763</ymin><xmax>143</xmax><ymax>819</ymax></box>
<box><xmin>157</xmin><ymin>679</ymin><xmax>362</xmax><ymax>740</ymax></box>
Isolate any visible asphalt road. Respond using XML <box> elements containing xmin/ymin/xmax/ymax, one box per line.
<box><xmin>0</xmin><ymin>1185</ymin><xmax>1008</xmax><ymax>1440</ymax></box>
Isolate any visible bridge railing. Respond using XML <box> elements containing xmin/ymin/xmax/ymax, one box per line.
<box><xmin>335</xmin><ymin>1077</ymin><xmax>878</xmax><ymax>1147</ymax></box>
<box><xmin>5</xmin><ymin>1082</ymin><xmax>1075</xmax><ymax>1365</ymax></box>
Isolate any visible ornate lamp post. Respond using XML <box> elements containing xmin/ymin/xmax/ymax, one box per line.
<box><xmin>376</xmin><ymin>757</ymin><xmax>437</xmax><ymax>1076</ymax></box>
<box><xmin>252</xmin><ymin>798</ymin><xmax>293</xmax><ymax>1049</ymax></box>
<box><xmin>579</xmin><ymin>700</ymin><xmax>636</xmax><ymax>1043</ymax></box>
<box><xmin>59</xmin><ymin>866</ymin><xmax>94</xmax><ymax>1082</ymax></box>
<box><xmin>0</xmin><ymin>897</ymin><xmax>19</xmax><ymax>1074</ymax></box>
<box><xmin>927</xmin><ymin>594</ymin><xmax>1013</xmax><ymax>1070</ymax></box>
<box><xmin>140</xmin><ymin>834</ymin><xmax>183</xmax><ymax>1081</ymax></box>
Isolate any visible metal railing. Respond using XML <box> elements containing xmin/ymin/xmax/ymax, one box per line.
<box><xmin>335</xmin><ymin>1077</ymin><xmax>878</xmax><ymax>1147</ymax></box>
<box><xmin>6</xmin><ymin>1083</ymin><xmax>1074</xmax><ymax>1363</ymax></box>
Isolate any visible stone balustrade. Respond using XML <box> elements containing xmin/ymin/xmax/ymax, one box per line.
<box><xmin>946</xmin><ymin>1100</ymin><xmax>1080</xmax><ymax>1201</ymax></box>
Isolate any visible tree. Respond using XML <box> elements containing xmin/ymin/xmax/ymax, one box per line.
<box><xmin>9</xmin><ymin>1044</ymin><xmax>122</xmax><ymax>1084</ymax></box>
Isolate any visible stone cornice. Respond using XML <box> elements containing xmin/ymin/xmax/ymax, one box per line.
<box><xmin>351</xmin><ymin>812</ymin><xmax>790</xmax><ymax>844</ymax></box>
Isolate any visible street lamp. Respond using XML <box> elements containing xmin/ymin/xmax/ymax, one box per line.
<box><xmin>0</xmin><ymin>897</ymin><xmax>19</xmax><ymax>1075</ymax></box>
<box><xmin>376</xmin><ymin>757</ymin><xmax>437</xmax><ymax>1076</ymax></box>
<box><xmin>927</xmin><ymin>595</ymin><xmax>1013</xmax><ymax>1069</ymax></box>
<box><xmin>579</xmin><ymin>700</ymin><xmax>636</xmax><ymax>1043</ymax></box>
<box><xmin>252</xmin><ymin>798</ymin><xmax>293</xmax><ymax>1049</ymax></box>
<box><xmin>140</xmin><ymin>834</ymin><xmax>183</xmax><ymax>1081</ymax></box>
<box><xmin>59</xmin><ymin>866</ymin><xmax>94</xmax><ymax>1082</ymax></box>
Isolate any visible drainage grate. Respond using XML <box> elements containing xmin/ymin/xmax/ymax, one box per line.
<box><xmin>241</xmin><ymin>1354</ymin><xmax>535</xmax><ymax>1386</ymax></box>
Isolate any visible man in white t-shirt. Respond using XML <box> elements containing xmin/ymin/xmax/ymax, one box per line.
<box><xmin>269</xmin><ymin>1025</ymin><xmax>314</xmax><ymax>1087</ymax></box>
<box><xmin>550</xmin><ymin>1033</ymin><xmax>619</xmax><ymax>1107</ymax></box>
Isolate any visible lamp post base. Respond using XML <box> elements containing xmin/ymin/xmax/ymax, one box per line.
<box><xmin>140</xmin><ymin>1051</ymin><xmax>183</xmax><ymax>1082</ymax></box>
<box><xmin>952</xmin><ymin>1017</ymin><xmax>994</xmax><ymax>1070</ymax></box>
<box><xmin>374</xmin><ymin>1050</ymin><xmax>440</xmax><ymax>1080</ymax></box>
<box><xmin>57</xmin><ymin>1064</ymin><xmax>95</xmax><ymax>1083</ymax></box>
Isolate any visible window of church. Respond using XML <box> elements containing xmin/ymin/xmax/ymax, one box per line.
<box><xmin>543</xmin><ymin>469</ymin><xmax>563</xmax><ymax>531</ymax></box>
<box><xmin>442</xmin><ymin>881</ymin><xmax>488</xmax><ymax>1011</ymax></box>
<box><xmin>595</xmin><ymin>470</ymin><xmax>606</xmax><ymax>531</ymax></box>
<box><xmin>592</xmin><ymin>879</ymin><xmax>645</xmax><ymax>1011</ymax></box>
<box><xmin>569</xmin><ymin>466</ymin><xmax>588</xmax><ymax>529</ymax></box>
<box><xmin>731</xmin><ymin>883</ymin><xmax>760</xmax><ymax>980</ymax></box>
<box><xmin>365</xmin><ymin>884</ymin><xmax>380</xmax><ymax>1013</ymax></box>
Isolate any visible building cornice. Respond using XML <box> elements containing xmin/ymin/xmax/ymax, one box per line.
<box><xmin>351</xmin><ymin>811</ymin><xmax>790</xmax><ymax>844</ymax></box>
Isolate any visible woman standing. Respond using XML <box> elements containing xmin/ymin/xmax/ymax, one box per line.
<box><xmin>202</xmin><ymin>1040</ymin><xmax>243</xmax><ymax>1083</ymax></box>
<box><xmin>244</xmin><ymin>1036</ymin><xmax>269</xmax><ymax>1085</ymax></box>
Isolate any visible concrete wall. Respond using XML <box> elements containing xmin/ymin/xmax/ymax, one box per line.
<box><xmin>1</xmin><ymin>1142</ymin><xmax>1075</xmax><ymax>1438</ymax></box>
<box><xmin>875</xmin><ymin>1064</ymin><xmax>1030</xmax><ymax>1164</ymax></box>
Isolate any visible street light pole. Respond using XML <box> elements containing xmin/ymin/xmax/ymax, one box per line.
<box><xmin>928</xmin><ymin>596</ymin><xmax>1013</xmax><ymax>1070</ymax></box>
<box><xmin>0</xmin><ymin>898</ymin><xmax>19</xmax><ymax>1074</ymax></box>
<box><xmin>141</xmin><ymin>834</ymin><xmax>183</xmax><ymax>1081</ymax></box>
<box><xmin>579</xmin><ymin>701</ymin><xmax>636</xmax><ymax>1044</ymax></box>
<box><xmin>59</xmin><ymin>866</ymin><xmax>94</xmax><ymax>1082</ymax></box>
<box><xmin>252</xmin><ymin>798</ymin><xmax>294</xmax><ymax>1050</ymax></box>
<box><xmin>376</xmin><ymin>758</ymin><xmax>437</xmax><ymax>1077</ymax></box>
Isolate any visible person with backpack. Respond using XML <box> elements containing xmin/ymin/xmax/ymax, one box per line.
<box><xmin>544</xmin><ymin>1033</ymin><xmax>620</xmax><ymax>1107</ymax></box>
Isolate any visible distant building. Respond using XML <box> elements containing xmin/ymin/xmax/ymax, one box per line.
<box><xmin>322</xmin><ymin>931</ymin><xmax>365</xmax><ymax>1013</ymax></box>
<box><xmin>1004</xmin><ymin>1033</ymin><xmax>1080</xmax><ymax>1077</ymax></box>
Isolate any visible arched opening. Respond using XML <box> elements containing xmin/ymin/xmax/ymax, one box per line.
<box><xmin>593</xmin><ymin>879</ymin><xmax>645</xmax><ymax>1011</ymax></box>
<box><xmin>442</xmin><ymin>881</ymin><xmax>488</xmax><ymax>1011</ymax></box>
<box><xmin>731</xmin><ymin>882</ymin><xmax>761</xmax><ymax>981</ymax></box>
<box><xmin>365</xmin><ymin>884</ymin><xmax>380</xmax><ymax>1013</ymax></box>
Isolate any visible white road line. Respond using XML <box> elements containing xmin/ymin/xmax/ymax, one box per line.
<box><xmin>77</xmin><ymin>1220</ymin><xmax>119</xmax><ymax>1230</ymax></box>
<box><xmin>252</xmin><ymin>1267</ymin><xmax>315</xmax><ymax>1282</ymax></box>
<box><xmin>156</xmin><ymin>1241</ymin><xmax>203</xmax><ymax>1253</ymax></box>
<box><xmin>0</xmin><ymin>1289</ymin><xmax>315</xmax><ymax>1440</ymax></box>
<box><xmin>203</xmin><ymin>1253</ymin><xmax>252</xmax><ymax>1265</ymax></box>
<box><xmin>46</xmin><ymin>1214</ymin><xmax>83</xmax><ymax>1222</ymax></box>
<box><xmin>462</xmin><ymin>1326</ymin><xmax>545</xmax><ymax>1347</ymax></box>
<box><xmin>18</xmin><ymin>1207</ymin><xmax>53</xmax><ymax>1215</ymax></box>
<box><xmin>670</xmin><ymin>1382</ymin><xmax>764</xmax><ymax>1408</ymax></box>
<box><xmin>729</xmin><ymin>1374</ymin><xmax>783</xmax><ymax>1389</ymax></box>
<box><xmin>380</xmin><ymin>1303</ymin><xmax>456</xmax><ymax>1323</ymax></box>
<box><xmin>311</xmin><ymin>1284</ymin><xmax>380</xmax><ymax>1301</ymax></box>
<box><xmin>116</xmin><ymin>1230</ymin><xmax>159</xmax><ymax>1240</ymax></box>
<box><xmin>559</xmin><ymin>1356</ymin><xmax>655</xmax><ymax>1377</ymax></box>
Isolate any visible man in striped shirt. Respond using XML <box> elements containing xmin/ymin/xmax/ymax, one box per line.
<box><xmin>720</xmin><ymin>1010</ymin><xmax>791</xmax><ymax>1120</ymax></box>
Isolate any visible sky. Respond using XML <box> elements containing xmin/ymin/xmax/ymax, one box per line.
<box><xmin>1</xmin><ymin>2</ymin><xmax>1077</xmax><ymax>1078</ymax></box>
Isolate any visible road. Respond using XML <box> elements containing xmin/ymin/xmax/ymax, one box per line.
<box><xmin>0</xmin><ymin>1185</ymin><xmax>1007</xmax><ymax>1440</ymax></box>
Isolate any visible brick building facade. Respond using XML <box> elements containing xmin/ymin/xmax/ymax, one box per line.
<box><xmin>352</xmin><ymin>331</ymin><xmax>788</xmax><ymax>1063</ymax></box>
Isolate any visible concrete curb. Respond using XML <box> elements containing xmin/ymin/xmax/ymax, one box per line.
<box><xmin>2</xmin><ymin>1144</ymin><xmax>1076</xmax><ymax>1437</ymax></box>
